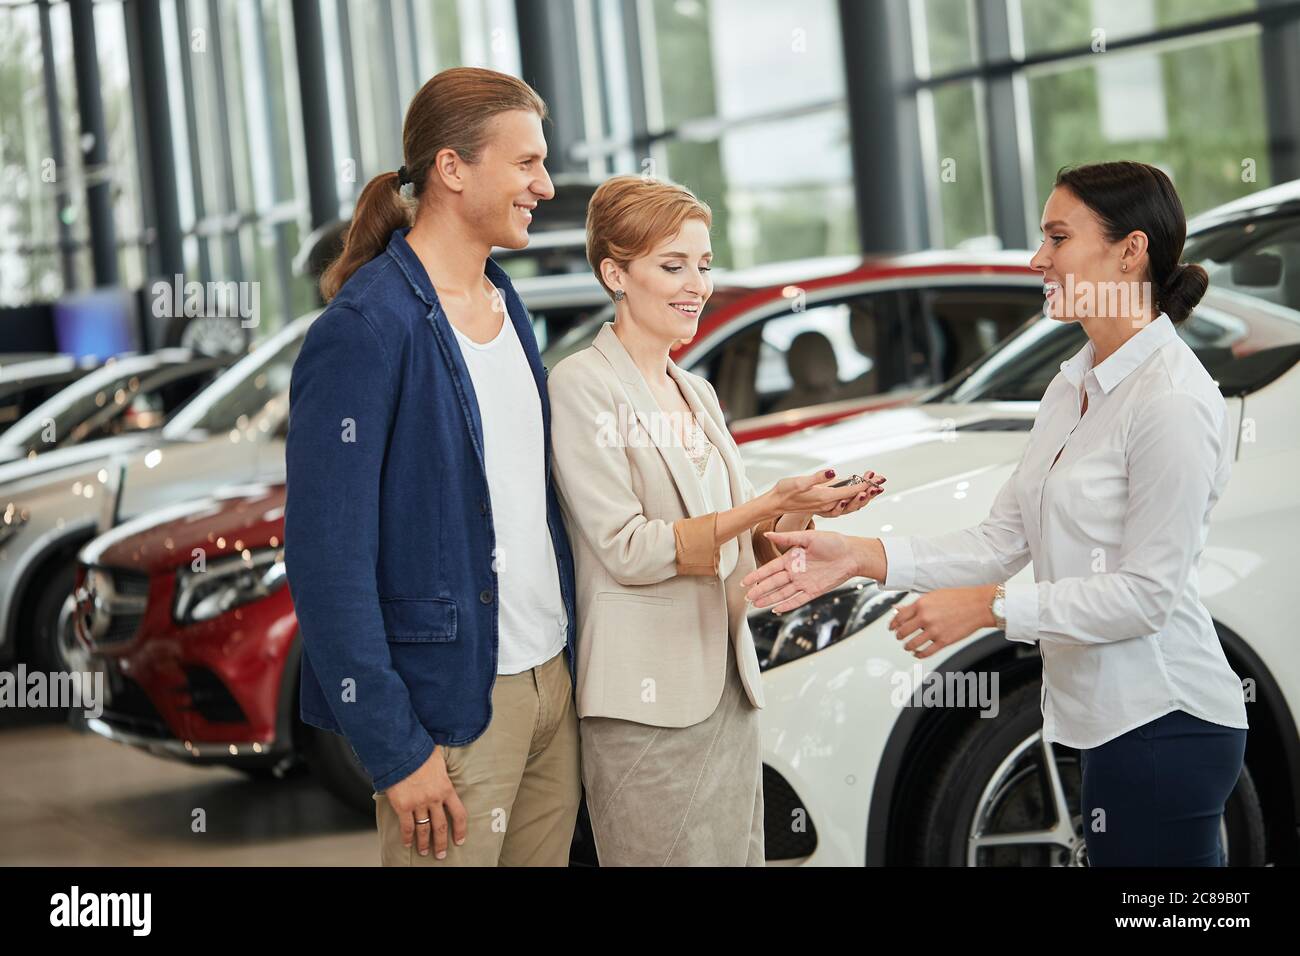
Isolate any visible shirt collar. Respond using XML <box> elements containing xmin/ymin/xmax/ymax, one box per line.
<box><xmin>384</xmin><ymin>226</ymin><xmax>515</xmax><ymax>309</ymax></box>
<box><xmin>1059</xmin><ymin>313</ymin><xmax>1177</xmax><ymax>394</ymax></box>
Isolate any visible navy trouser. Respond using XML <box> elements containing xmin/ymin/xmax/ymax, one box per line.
<box><xmin>1079</xmin><ymin>709</ymin><xmax>1246</xmax><ymax>866</ymax></box>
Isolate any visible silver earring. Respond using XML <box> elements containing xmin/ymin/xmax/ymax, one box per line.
<box><xmin>613</xmin><ymin>289</ymin><xmax>625</xmax><ymax>301</ymax></box>
<box><xmin>1122</xmin><ymin>263</ymin><xmax>1128</xmax><ymax>272</ymax></box>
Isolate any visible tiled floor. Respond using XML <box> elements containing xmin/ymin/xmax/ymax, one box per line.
<box><xmin>0</xmin><ymin>716</ymin><xmax>378</xmax><ymax>866</ymax></box>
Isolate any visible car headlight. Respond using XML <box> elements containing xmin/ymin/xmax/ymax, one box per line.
<box><xmin>748</xmin><ymin>580</ymin><xmax>907</xmax><ymax>671</ymax></box>
<box><xmin>173</xmin><ymin>547</ymin><xmax>286</xmax><ymax>624</ymax></box>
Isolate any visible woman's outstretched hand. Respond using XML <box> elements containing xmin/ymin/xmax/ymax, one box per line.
<box><xmin>764</xmin><ymin>469</ymin><xmax>885</xmax><ymax>520</ymax></box>
<box><xmin>742</xmin><ymin>530</ymin><xmax>860</xmax><ymax>613</ymax></box>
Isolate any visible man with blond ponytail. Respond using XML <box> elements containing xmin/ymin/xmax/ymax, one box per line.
<box><xmin>284</xmin><ymin>67</ymin><xmax>580</xmax><ymax>866</ymax></box>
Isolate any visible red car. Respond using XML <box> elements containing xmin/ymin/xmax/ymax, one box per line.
<box><xmin>71</xmin><ymin>483</ymin><xmax>370</xmax><ymax>805</ymax></box>
<box><xmin>540</xmin><ymin>251</ymin><xmax>1044</xmax><ymax>443</ymax></box>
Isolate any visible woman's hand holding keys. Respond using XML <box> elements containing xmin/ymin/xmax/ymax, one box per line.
<box><xmin>763</xmin><ymin>468</ymin><xmax>886</xmax><ymax>523</ymax></box>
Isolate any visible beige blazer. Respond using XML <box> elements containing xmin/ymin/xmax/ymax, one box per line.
<box><xmin>549</xmin><ymin>322</ymin><xmax>800</xmax><ymax>727</ymax></box>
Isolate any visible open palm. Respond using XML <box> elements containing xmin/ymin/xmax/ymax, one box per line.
<box><xmin>742</xmin><ymin>530</ymin><xmax>859</xmax><ymax>613</ymax></box>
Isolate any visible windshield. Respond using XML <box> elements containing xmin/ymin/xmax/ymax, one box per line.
<box><xmin>162</xmin><ymin>317</ymin><xmax>311</xmax><ymax>439</ymax></box>
<box><xmin>935</xmin><ymin>211</ymin><xmax>1300</xmax><ymax>404</ymax></box>
<box><xmin>0</xmin><ymin>359</ymin><xmax>224</xmax><ymax>456</ymax></box>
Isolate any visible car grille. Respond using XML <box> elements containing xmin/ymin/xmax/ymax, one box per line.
<box><xmin>80</xmin><ymin>566</ymin><xmax>150</xmax><ymax>648</ymax></box>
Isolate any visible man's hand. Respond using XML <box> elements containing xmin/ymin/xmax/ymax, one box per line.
<box><xmin>742</xmin><ymin>530</ymin><xmax>861</xmax><ymax>613</ymax></box>
<box><xmin>889</xmin><ymin>585</ymin><xmax>998</xmax><ymax>659</ymax></box>
<box><xmin>384</xmin><ymin>746</ymin><xmax>468</xmax><ymax>859</ymax></box>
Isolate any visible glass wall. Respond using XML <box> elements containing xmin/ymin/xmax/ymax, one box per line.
<box><xmin>4</xmin><ymin>0</ymin><xmax>1292</xmax><ymax>322</ymax></box>
<box><xmin>910</xmin><ymin>0</ymin><xmax>1281</xmax><ymax>249</ymax></box>
<box><xmin>571</xmin><ymin>0</ymin><xmax>858</xmax><ymax>270</ymax></box>
<box><xmin>1</xmin><ymin>0</ymin><xmax>523</xmax><ymax>336</ymax></box>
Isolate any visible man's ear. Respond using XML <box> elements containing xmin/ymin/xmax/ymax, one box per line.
<box><xmin>432</xmin><ymin>146</ymin><xmax>465</xmax><ymax>194</ymax></box>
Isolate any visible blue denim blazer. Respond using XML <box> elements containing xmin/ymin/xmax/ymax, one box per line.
<box><xmin>284</xmin><ymin>227</ymin><xmax>577</xmax><ymax>791</ymax></box>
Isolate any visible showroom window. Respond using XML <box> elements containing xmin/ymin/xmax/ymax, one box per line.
<box><xmin>329</xmin><ymin>0</ymin><xmax>522</xmax><ymax>214</ymax></box>
<box><xmin>1024</xmin><ymin>25</ymin><xmax>1270</xmax><ymax>217</ymax></box>
<box><xmin>1017</xmin><ymin>0</ymin><xmax>1259</xmax><ymax>56</ymax></box>
<box><xmin>0</xmin><ymin>0</ymin><xmax>527</xmax><ymax>334</ymax></box>
<box><xmin>0</xmin><ymin>0</ymin><xmax>144</xmax><ymax>305</ymax></box>
<box><xmin>568</xmin><ymin>0</ymin><xmax>859</xmax><ymax>270</ymax></box>
<box><xmin>908</xmin><ymin>0</ymin><xmax>1291</xmax><ymax>251</ymax></box>
<box><xmin>0</xmin><ymin>1</ymin><xmax>62</xmax><ymax>305</ymax></box>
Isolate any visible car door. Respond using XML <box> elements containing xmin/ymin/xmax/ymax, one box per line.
<box><xmin>687</xmin><ymin>279</ymin><xmax>1042</xmax><ymax>444</ymax></box>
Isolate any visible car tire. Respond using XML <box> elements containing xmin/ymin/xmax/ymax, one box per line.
<box><xmin>300</xmin><ymin>720</ymin><xmax>375</xmax><ymax>816</ymax></box>
<box><xmin>24</xmin><ymin>560</ymin><xmax>79</xmax><ymax>676</ymax></box>
<box><xmin>913</xmin><ymin>680</ymin><xmax>1267</xmax><ymax>866</ymax></box>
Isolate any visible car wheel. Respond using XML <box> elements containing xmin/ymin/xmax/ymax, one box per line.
<box><xmin>300</xmin><ymin>721</ymin><xmax>375</xmax><ymax>816</ymax></box>
<box><xmin>25</xmin><ymin>561</ymin><xmax>79</xmax><ymax>676</ymax></box>
<box><xmin>914</xmin><ymin>680</ymin><xmax>1267</xmax><ymax>865</ymax></box>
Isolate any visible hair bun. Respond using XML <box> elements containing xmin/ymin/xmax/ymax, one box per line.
<box><xmin>1160</xmin><ymin>261</ymin><xmax>1209</xmax><ymax>324</ymax></box>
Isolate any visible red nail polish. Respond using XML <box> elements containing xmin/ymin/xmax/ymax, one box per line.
<box><xmin>825</xmin><ymin>469</ymin><xmax>835</xmax><ymax>478</ymax></box>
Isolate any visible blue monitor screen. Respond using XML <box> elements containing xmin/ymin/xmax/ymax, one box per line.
<box><xmin>53</xmin><ymin>288</ymin><xmax>140</xmax><ymax>361</ymax></box>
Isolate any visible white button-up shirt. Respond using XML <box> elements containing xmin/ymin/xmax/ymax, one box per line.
<box><xmin>881</xmin><ymin>313</ymin><xmax>1249</xmax><ymax>749</ymax></box>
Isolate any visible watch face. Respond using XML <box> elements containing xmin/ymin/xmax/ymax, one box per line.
<box><xmin>992</xmin><ymin>597</ymin><xmax>1006</xmax><ymax>619</ymax></box>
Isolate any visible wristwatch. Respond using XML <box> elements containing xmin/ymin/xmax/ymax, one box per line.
<box><xmin>990</xmin><ymin>584</ymin><xmax>1007</xmax><ymax>630</ymax></box>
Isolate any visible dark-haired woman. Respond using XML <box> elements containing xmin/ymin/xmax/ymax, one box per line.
<box><xmin>743</xmin><ymin>161</ymin><xmax>1248</xmax><ymax>867</ymax></box>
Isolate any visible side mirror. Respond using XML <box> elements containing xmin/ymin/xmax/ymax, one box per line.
<box><xmin>1230</xmin><ymin>251</ymin><xmax>1283</xmax><ymax>287</ymax></box>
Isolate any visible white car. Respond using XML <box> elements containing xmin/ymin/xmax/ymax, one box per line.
<box><xmin>740</xmin><ymin>182</ymin><xmax>1300</xmax><ymax>866</ymax></box>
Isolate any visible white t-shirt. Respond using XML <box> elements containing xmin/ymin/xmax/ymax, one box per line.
<box><xmin>450</xmin><ymin>309</ymin><xmax>567</xmax><ymax>675</ymax></box>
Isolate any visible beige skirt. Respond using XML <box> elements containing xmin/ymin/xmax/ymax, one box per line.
<box><xmin>579</xmin><ymin>637</ymin><xmax>764</xmax><ymax>866</ymax></box>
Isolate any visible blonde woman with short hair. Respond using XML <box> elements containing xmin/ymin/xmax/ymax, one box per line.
<box><xmin>547</xmin><ymin>176</ymin><xmax>886</xmax><ymax>866</ymax></box>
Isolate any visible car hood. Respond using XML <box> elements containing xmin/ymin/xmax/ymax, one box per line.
<box><xmin>0</xmin><ymin>434</ymin><xmax>158</xmax><ymax>492</ymax></box>
<box><xmin>741</xmin><ymin>402</ymin><xmax>1037</xmax><ymax>499</ymax></box>
<box><xmin>80</xmin><ymin>482</ymin><xmax>286</xmax><ymax>574</ymax></box>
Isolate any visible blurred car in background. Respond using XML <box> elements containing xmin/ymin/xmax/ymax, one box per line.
<box><xmin>0</xmin><ymin>354</ymin><xmax>102</xmax><ymax>433</ymax></box>
<box><xmin>0</xmin><ymin>350</ymin><xmax>231</xmax><ymax>465</ymax></box>
<box><xmin>0</xmin><ymin>323</ymin><xmax>308</xmax><ymax>673</ymax></box>
<box><xmin>542</xmin><ymin>251</ymin><xmax>1046</xmax><ymax>444</ymax></box>
<box><xmin>517</xmin><ymin>271</ymin><xmax>612</xmax><ymax>353</ymax></box>
<box><xmin>68</xmin><ymin>484</ymin><xmax>363</xmax><ymax>793</ymax></box>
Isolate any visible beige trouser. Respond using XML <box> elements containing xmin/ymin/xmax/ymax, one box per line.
<box><xmin>373</xmin><ymin>649</ymin><xmax>581</xmax><ymax>866</ymax></box>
